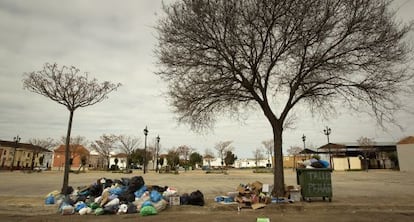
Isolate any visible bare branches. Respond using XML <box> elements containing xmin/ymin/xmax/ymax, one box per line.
<box><xmin>156</xmin><ymin>0</ymin><xmax>413</xmax><ymax>196</ymax></box>
<box><xmin>28</xmin><ymin>137</ymin><xmax>58</xmax><ymax>151</ymax></box>
<box><xmin>23</xmin><ymin>63</ymin><xmax>121</xmax><ymax>112</ymax></box>
<box><xmin>91</xmin><ymin>134</ymin><xmax>118</xmax><ymax>169</ymax></box>
<box><xmin>118</xmin><ymin>135</ymin><xmax>141</xmax><ymax>155</ymax></box>
<box><xmin>156</xmin><ymin>0</ymin><xmax>413</xmax><ymax>129</ymax></box>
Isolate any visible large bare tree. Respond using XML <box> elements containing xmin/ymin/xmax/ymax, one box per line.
<box><xmin>156</xmin><ymin>0</ymin><xmax>413</xmax><ymax>195</ymax></box>
<box><xmin>118</xmin><ymin>135</ymin><xmax>141</xmax><ymax>170</ymax></box>
<box><xmin>23</xmin><ymin>63</ymin><xmax>120</xmax><ymax>193</ymax></box>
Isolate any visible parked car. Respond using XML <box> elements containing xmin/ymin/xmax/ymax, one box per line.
<box><xmin>33</xmin><ymin>166</ymin><xmax>48</xmax><ymax>172</ymax></box>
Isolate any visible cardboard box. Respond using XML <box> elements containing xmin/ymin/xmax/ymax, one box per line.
<box><xmin>169</xmin><ymin>196</ymin><xmax>180</xmax><ymax>206</ymax></box>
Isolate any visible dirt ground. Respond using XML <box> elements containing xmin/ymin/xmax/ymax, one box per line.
<box><xmin>0</xmin><ymin>169</ymin><xmax>413</xmax><ymax>222</ymax></box>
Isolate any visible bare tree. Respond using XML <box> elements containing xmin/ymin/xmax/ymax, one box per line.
<box><xmin>286</xmin><ymin>146</ymin><xmax>303</xmax><ymax>170</ymax></box>
<box><xmin>214</xmin><ymin>141</ymin><xmax>233</xmax><ymax>168</ymax></box>
<box><xmin>91</xmin><ymin>134</ymin><xmax>119</xmax><ymax>170</ymax></box>
<box><xmin>176</xmin><ymin>145</ymin><xmax>192</xmax><ymax>161</ymax></box>
<box><xmin>23</xmin><ymin>63</ymin><xmax>120</xmax><ymax>193</ymax></box>
<box><xmin>156</xmin><ymin>0</ymin><xmax>413</xmax><ymax>195</ymax></box>
<box><xmin>262</xmin><ymin>139</ymin><xmax>274</xmax><ymax>165</ymax></box>
<box><xmin>357</xmin><ymin>136</ymin><xmax>376</xmax><ymax>171</ymax></box>
<box><xmin>253</xmin><ymin>147</ymin><xmax>265</xmax><ymax>171</ymax></box>
<box><xmin>118</xmin><ymin>135</ymin><xmax>141</xmax><ymax>170</ymax></box>
<box><xmin>28</xmin><ymin>137</ymin><xmax>58</xmax><ymax>150</ymax></box>
<box><xmin>60</xmin><ymin>135</ymin><xmax>89</xmax><ymax>147</ymax></box>
<box><xmin>204</xmin><ymin>148</ymin><xmax>215</xmax><ymax>168</ymax></box>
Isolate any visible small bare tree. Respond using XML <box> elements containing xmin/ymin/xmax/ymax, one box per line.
<box><xmin>286</xmin><ymin>146</ymin><xmax>303</xmax><ymax>170</ymax></box>
<box><xmin>357</xmin><ymin>136</ymin><xmax>376</xmax><ymax>171</ymax></box>
<box><xmin>118</xmin><ymin>135</ymin><xmax>141</xmax><ymax>170</ymax></box>
<box><xmin>262</xmin><ymin>139</ymin><xmax>274</xmax><ymax>166</ymax></box>
<box><xmin>177</xmin><ymin>145</ymin><xmax>192</xmax><ymax>161</ymax></box>
<box><xmin>91</xmin><ymin>134</ymin><xmax>119</xmax><ymax>170</ymax></box>
<box><xmin>253</xmin><ymin>147</ymin><xmax>265</xmax><ymax>171</ymax></box>
<box><xmin>156</xmin><ymin>0</ymin><xmax>413</xmax><ymax>196</ymax></box>
<box><xmin>23</xmin><ymin>62</ymin><xmax>121</xmax><ymax>193</ymax></box>
<box><xmin>204</xmin><ymin>148</ymin><xmax>215</xmax><ymax>168</ymax></box>
<box><xmin>214</xmin><ymin>141</ymin><xmax>233</xmax><ymax>168</ymax></box>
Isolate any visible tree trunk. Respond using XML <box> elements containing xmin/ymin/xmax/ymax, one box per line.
<box><xmin>272</xmin><ymin>125</ymin><xmax>285</xmax><ymax>197</ymax></box>
<box><xmin>62</xmin><ymin>110</ymin><xmax>74</xmax><ymax>193</ymax></box>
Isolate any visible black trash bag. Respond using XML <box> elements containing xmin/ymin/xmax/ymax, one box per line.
<box><xmin>89</xmin><ymin>184</ymin><xmax>103</xmax><ymax>197</ymax></box>
<box><xmin>180</xmin><ymin>193</ymin><xmax>190</xmax><ymax>205</ymax></box>
<box><xmin>127</xmin><ymin>203</ymin><xmax>138</xmax><ymax>214</ymax></box>
<box><xmin>128</xmin><ymin>176</ymin><xmax>145</xmax><ymax>192</ymax></box>
<box><xmin>75</xmin><ymin>195</ymin><xmax>87</xmax><ymax>203</ymax></box>
<box><xmin>61</xmin><ymin>186</ymin><xmax>74</xmax><ymax>195</ymax></box>
<box><xmin>150</xmin><ymin>185</ymin><xmax>168</xmax><ymax>193</ymax></box>
<box><xmin>311</xmin><ymin>161</ymin><xmax>324</xmax><ymax>168</ymax></box>
<box><xmin>121</xmin><ymin>177</ymin><xmax>130</xmax><ymax>186</ymax></box>
<box><xmin>118</xmin><ymin>191</ymin><xmax>135</xmax><ymax>202</ymax></box>
<box><xmin>103</xmin><ymin>205</ymin><xmax>118</xmax><ymax>214</ymax></box>
<box><xmin>188</xmin><ymin>190</ymin><xmax>204</xmax><ymax>206</ymax></box>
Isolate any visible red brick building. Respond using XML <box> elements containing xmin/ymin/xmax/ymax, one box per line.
<box><xmin>53</xmin><ymin>145</ymin><xmax>90</xmax><ymax>170</ymax></box>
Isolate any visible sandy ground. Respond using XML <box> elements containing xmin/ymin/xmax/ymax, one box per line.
<box><xmin>0</xmin><ymin>169</ymin><xmax>413</xmax><ymax>221</ymax></box>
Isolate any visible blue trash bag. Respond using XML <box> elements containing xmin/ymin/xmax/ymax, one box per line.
<box><xmin>134</xmin><ymin>185</ymin><xmax>147</xmax><ymax>198</ymax></box>
<box><xmin>45</xmin><ymin>194</ymin><xmax>55</xmax><ymax>205</ymax></box>
<box><xmin>150</xmin><ymin>190</ymin><xmax>162</xmax><ymax>203</ymax></box>
<box><xmin>142</xmin><ymin>200</ymin><xmax>153</xmax><ymax>207</ymax></box>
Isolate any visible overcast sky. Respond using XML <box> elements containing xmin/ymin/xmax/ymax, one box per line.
<box><xmin>1</xmin><ymin>0</ymin><xmax>413</xmax><ymax>158</ymax></box>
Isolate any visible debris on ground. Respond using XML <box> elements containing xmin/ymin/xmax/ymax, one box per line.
<box><xmin>214</xmin><ymin>181</ymin><xmax>301</xmax><ymax>210</ymax></box>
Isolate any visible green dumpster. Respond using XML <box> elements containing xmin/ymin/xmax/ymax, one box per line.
<box><xmin>296</xmin><ymin>168</ymin><xmax>333</xmax><ymax>202</ymax></box>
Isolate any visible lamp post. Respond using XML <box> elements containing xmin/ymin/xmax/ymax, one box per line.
<box><xmin>323</xmin><ymin>126</ymin><xmax>332</xmax><ymax>168</ymax></box>
<box><xmin>302</xmin><ymin>134</ymin><xmax>306</xmax><ymax>150</ymax></box>
<box><xmin>143</xmin><ymin>126</ymin><xmax>148</xmax><ymax>174</ymax></box>
<box><xmin>156</xmin><ymin>135</ymin><xmax>160</xmax><ymax>173</ymax></box>
<box><xmin>11</xmin><ymin>135</ymin><xmax>21</xmax><ymax>171</ymax></box>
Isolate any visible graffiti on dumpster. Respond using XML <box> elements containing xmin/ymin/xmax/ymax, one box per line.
<box><xmin>306</xmin><ymin>183</ymin><xmax>331</xmax><ymax>194</ymax></box>
<box><xmin>304</xmin><ymin>171</ymin><xmax>332</xmax><ymax>194</ymax></box>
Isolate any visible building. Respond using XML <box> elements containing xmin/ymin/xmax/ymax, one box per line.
<box><xmin>397</xmin><ymin>136</ymin><xmax>414</xmax><ymax>172</ymax></box>
<box><xmin>317</xmin><ymin>142</ymin><xmax>397</xmax><ymax>170</ymax></box>
<box><xmin>234</xmin><ymin>158</ymin><xmax>269</xmax><ymax>168</ymax></box>
<box><xmin>109</xmin><ymin>153</ymin><xmax>128</xmax><ymax>170</ymax></box>
<box><xmin>0</xmin><ymin>140</ymin><xmax>52</xmax><ymax>170</ymax></box>
<box><xmin>52</xmin><ymin>145</ymin><xmax>90</xmax><ymax>170</ymax></box>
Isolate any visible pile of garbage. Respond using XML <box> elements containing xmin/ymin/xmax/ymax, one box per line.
<box><xmin>214</xmin><ymin>181</ymin><xmax>301</xmax><ymax>210</ymax></box>
<box><xmin>45</xmin><ymin>176</ymin><xmax>204</xmax><ymax>216</ymax></box>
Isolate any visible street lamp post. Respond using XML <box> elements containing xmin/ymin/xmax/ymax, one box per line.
<box><xmin>323</xmin><ymin>126</ymin><xmax>332</xmax><ymax>168</ymax></box>
<box><xmin>11</xmin><ymin>135</ymin><xmax>21</xmax><ymax>171</ymax></box>
<box><xmin>156</xmin><ymin>135</ymin><xmax>160</xmax><ymax>173</ymax></box>
<box><xmin>302</xmin><ymin>134</ymin><xmax>306</xmax><ymax>150</ymax></box>
<box><xmin>143</xmin><ymin>126</ymin><xmax>148</xmax><ymax>174</ymax></box>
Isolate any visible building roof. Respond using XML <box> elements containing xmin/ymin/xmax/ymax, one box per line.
<box><xmin>318</xmin><ymin>142</ymin><xmax>396</xmax><ymax>150</ymax></box>
<box><xmin>54</xmin><ymin>144</ymin><xmax>90</xmax><ymax>155</ymax></box>
<box><xmin>397</xmin><ymin>136</ymin><xmax>414</xmax><ymax>145</ymax></box>
<box><xmin>0</xmin><ymin>140</ymin><xmax>51</xmax><ymax>152</ymax></box>
<box><xmin>112</xmin><ymin>153</ymin><xmax>128</xmax><ymax>158</ymax></box>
